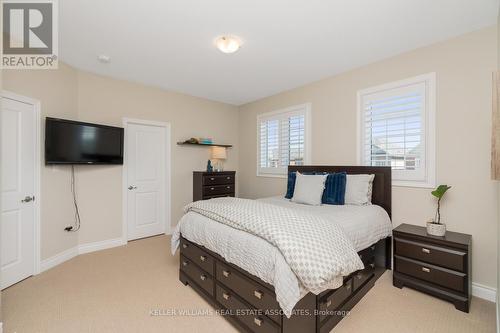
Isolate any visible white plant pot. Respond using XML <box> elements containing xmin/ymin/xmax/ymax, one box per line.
<box><xmin>426</xmin><ymin>222</ymin><xmax>446</xmax><ymax>237</ymax></box>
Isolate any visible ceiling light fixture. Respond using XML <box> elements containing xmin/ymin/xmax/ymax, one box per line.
<box><xmin>97</xmin><ymin>55</ymin><xmax>111</xmax><ymax>63</ymax></box>
<box><xmin>215</xmin><ymin>36</ymin><xmax>241</xmax><ymax>54</ymax></box>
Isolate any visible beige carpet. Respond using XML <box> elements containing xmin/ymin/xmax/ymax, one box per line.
<box><xmin>2</xmin><ymin>235</ymin><xmax>496</xmax><ymax>333</ymax></box>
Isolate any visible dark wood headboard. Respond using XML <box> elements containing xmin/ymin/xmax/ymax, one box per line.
<box><xmin>288</xmin><ymin>165</ymin><xmax>392</xmax><ymax>219</ymax></box>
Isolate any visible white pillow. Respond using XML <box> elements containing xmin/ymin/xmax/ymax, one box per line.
<box><xmin>291</xmin><ymin>172</ymin><xmax>327</xmax><ymax>206</ymax></box>
<box><xmin>345</xmin><ymin>174</ymin><xmax>375</xmax><ymax>205</ymax></box>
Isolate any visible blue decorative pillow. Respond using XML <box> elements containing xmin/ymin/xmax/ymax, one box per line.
<box><xmin>322</xmin><ymin>172</ymin><xmax>347</xmax><ymax>205</ymax></box>
<box><xmin>285</xmin><ymin>172</ymin><xmax>297</xmax><ymax>199</ymax></box>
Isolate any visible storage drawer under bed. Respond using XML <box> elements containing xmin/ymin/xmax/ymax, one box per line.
<box><xmin>353</xmin><ymin>259</ymin><xmax>375</xmax><ymax>291</ymax></box>
<box><xmin>216</xmin><ymin>284</ymin><xmax>280</xmax><ymax>333</ymax></box>
<box><xmin>180</xmin><ymin>255</ymin><xmax>214</xmax><ymax>296</ymax></box>
<box><xmin>318</xmin><ymin>278</ymin><xmax>353</xmax><ymax>322</ymax></box>
<box><xmin>180</xmin><ymin>238</ymin><xmax>215</xmax><ymax>275</ymax></box>
<box><xmin>216</xmin><ymin>261</ymin><xmax>281</xmax><ymax>324</ymax></box>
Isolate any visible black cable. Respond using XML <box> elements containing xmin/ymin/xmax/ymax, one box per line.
<box><xmin>65</xmin><ymin>165</ymin><xmax>81</xmax><ymax>232</ymax></box>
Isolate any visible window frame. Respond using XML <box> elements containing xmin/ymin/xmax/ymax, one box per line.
<box><xmin>357</xmin><ymin>73</ymin><xmax>436</xmax><ymax>188</ymax></box>
<box><xmin>256</xmin><ymin>103</ymin><xmax>312</xmax><ymax>178</ymax></box>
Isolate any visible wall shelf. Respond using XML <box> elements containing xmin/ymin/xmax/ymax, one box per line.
<box><xmin>177</xmin><ymin>142</ymin><xmax>232</xmax><ymax>148</ymax></box>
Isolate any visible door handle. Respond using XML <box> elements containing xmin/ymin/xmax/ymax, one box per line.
<box><xmin>128</xmin><ymin>185</ymin><xmax>137</xmax><ymax>190</ymax></box>
<box><xmin>21</xmin><ymin>196</ymin><xmax>35</xmax><ymax>203</ymax></box>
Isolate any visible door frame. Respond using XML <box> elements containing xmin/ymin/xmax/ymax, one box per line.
<box><xmin>121</xmin><ymin>118</ymin><xmax>171</xmax><ymax>243</ymax></box>
<box><xmin>1</xmin><ymin>90</ymin><xmax>42</xmax><ymax>276</ymax></box>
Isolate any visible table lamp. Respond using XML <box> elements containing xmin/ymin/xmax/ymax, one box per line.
<box><xmin>211</xmin><ymin>146</ymin><xmax>227</xmax><ymax>172</ymax></box>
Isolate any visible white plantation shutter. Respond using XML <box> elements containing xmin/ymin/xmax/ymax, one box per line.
<box><xmin>359</xmin><ymin>74</ymin><xmax>436</xmax><ymax>187</ymax></box>
<box><xmin>260</xmin><ymin>119</ymin><xmax>279</xmax><ymax>168</ymax></box>
<box><xmin>281</xmin><ymin>115</ymin><xmax>305</xmax><ymax>166</ymax></box>
<box><xmin>258</xmin><ymin>105</ymin><xmax>310</xmax><ymax>176</ymax></box>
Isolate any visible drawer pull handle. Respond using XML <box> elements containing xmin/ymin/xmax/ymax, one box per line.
<box><xmin>326</xmin><ymin>300</ymin><xmax>332</xmax><ymax>308</ymax></box>
<box><xmin>227</xmin><ymin>186</ymin><xmax>231</xmax><ymax>189</ymax></box>
<box><xmin>422</xmin><ymin>267</ymin><xmax>430</xmax><ymax>273</ymax></box>
<box><xmin>182</xmin><ymin>261</ymin><xmax>188</xmax><ymax>267</ymax></box>
<box><xmin>182</xmin><ymin>244</ymin><xmax>188</xmax><ymax>249</ymax></box>
<box><xmin>254</xmin><ymin>317</ymin><xmax>262</xmax><ymax>327</ymax></box>
<box><xmin>210</xmin><ymin>187</ymin><xmax>215</xmax><ymax>190</ymax></box>
<box><xmin>222</xmin><ymin>270</ymin><xmax>231</xmax><ymax>278</ymax></box>
<box><xmin>370</xmin><ymin>245</ymin><xmax>375</xmax><ymax>251</ymax></box>
<box><xmin>200</xmin><ymin>255</ymin><xmax>207</xmax><ymax>262</ymax></box>
<box><xmin>254</xmin><ymin>290</ymin><xmax>263</xmax><ymax>299</ymax></box>
<box><xmin>227</xmin><ymin>177</ymin><xmax>231</xmax><ymax>180</ymax></box>
<box><xmin>346</xmin><ymin>284</ymin><xmax>351</xmax><ymax>290</ymax></box>
<box><xmin>369</xmin><ymin>263</ymin><xmax>375</xmax><ymax>269</ymax></box>
<box><xmin>422</xmin><ymin>248</ymin><xmax>431</xmax><ymax>254</ymax></box>
<box><xmin>200</xmin><ymin>274</ymin><xmax>207</xmax><ymax>281</ymax></box>
<box><xmin>210</xmin><ymin>177</ymin><xmax>215</xmax><ymax>180</ymax></box>
<box><xmin>222</xmin><ymin>292</ymin><xmax>230</xmax><ymax>300</ymax></box>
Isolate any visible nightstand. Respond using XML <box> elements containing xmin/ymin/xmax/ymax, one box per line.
<box><xmin>393</xmin><ymin>223</ymin><xmax>472</xmax><ymax>312</ymax></box>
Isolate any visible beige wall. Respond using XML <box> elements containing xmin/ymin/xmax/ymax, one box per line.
<box><xmin>238</xmin><ymin>27</ymin><xmax>498</xmax><ymax>288</ymax></box>
<box><xmin>75</xmin><ymin>71</ymin><xmax>239</xmax><ymax>244</ymax></box>
<box><xmin>3</xmin><ymin>64</ymin><xmax>239</xmax><ymax>259</ymax></box>
<box><xmin>3</xmin><ymin>64</ymin><xmax>79</xmax><ymax>259</ymax></box>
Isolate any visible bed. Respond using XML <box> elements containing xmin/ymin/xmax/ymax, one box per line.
<box><xmin>172</xmin><ymin>166</ymin><xmax>392</xmax><ymax>333</ymax></box>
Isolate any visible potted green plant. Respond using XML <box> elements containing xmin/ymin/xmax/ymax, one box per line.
<box><xmin>426</xmin><ymin>185</ymin><xmax>451</xmax><ymax>236</ymax></box>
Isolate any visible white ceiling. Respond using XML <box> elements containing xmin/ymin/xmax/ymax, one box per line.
<box><xmin>60</xmin><ymin>0</ymin><xmax>498</xmax><ymax>105</ymax></box>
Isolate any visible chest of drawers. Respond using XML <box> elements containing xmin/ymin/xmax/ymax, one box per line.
<box><xmin>193</xmin><ymin>171</ymin><xmax>236</xmax><ymax>201</ymax></box>
<box><xmin>393</xmin><ymin>224</ymin><xmax>471</xmax><ymax>312</ymax></box>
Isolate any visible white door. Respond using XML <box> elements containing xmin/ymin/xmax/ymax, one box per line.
<box><xmin>1</xmin><ymin>96</ymin><xmax>36</xmax><ymax>289</ymax></box>
<box><xmin>126</xmin><ymin>122</ymin><xmax>167</xmax><ymax>240</ymax></box>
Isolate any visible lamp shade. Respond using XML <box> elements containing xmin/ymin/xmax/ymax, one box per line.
<box><xmin>211</xmin><ymin>146</ymin><xmax>227</xmax><ymax>159</ymax></box>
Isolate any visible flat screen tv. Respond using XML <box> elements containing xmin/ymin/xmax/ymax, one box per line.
<box><xmin>45</xmin><ymin>117</ymin><xmax>124</xmax><ymax>165</ymax></box>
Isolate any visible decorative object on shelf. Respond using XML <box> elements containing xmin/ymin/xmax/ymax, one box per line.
<box><xmin>426</xmin><ymin>184</ymin><xmax>451</xmax><ymax>236</ymax></box>
<box><xmin>181</xmin><ymin>137</ymin><xmax>213</xmax><ymax>145</ymax></box>
<box><xmin>211</xmin><ymin>146</ymin><xmax>227</xmax><ymax>172</ymax></box>
<box><xmin>177</xmin><ymin>140</ymin><xmax>232</xmax><ymax>148</ymax></box>
<box><xmin>206</xmin><ymin>160</ymin><xmax>213</xmax><ymax>172</ymax></box>
<box><xmin>198</xmin><ymin>137</ymin><xmax>213</xmax><ymax>144</ymax></box>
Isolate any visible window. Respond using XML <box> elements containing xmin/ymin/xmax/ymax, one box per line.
<box><xmin>358</xmin><ymin>73</ymin><xmax>436</xmax><ymax>188</ymax></box>
<box><xmin>257</xmin><ymin>104</ymin><xmax>311</xmax><ymax>177</ymax></box>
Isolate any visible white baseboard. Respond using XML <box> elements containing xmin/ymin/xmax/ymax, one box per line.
<box><xmin>472</xmin><ymin>282</ymin><xmax>497</xmax><ymax>302</ymax></box>
<box><xmin>40</xmin><ymin>238</ymin><xmax>126</xmax><ymax>273</ymax></box>
<box><xmin>78</xmin><ymin>237</ymin><xmax>126</xmax><ymax>254</ymax></box>
<box><xmin>1</xmin><ymin>321</ymin><xmax>3</xmax><ymax>333</ymax></box>
<box><xmin>40</xmin><ymin>246</ymin><xmax>78</xmax><ymax>272</ymax></box>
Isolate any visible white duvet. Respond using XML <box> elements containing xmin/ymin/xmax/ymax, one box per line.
<box><xmin>171</xmin><ymin>196</ymin><xmax>392</xmax><ymax>316</ymax></box>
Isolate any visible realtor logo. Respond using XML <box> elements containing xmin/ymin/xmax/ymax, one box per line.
<box><xmin>2</xmin><ymin>0</ymin><xmax>58</xmax><ymax>69</ymax></box>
